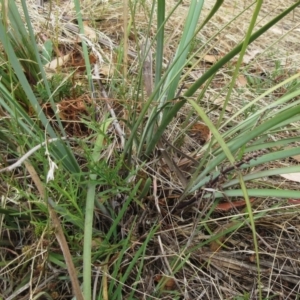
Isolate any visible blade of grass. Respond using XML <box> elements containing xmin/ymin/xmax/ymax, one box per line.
<box><xmin>164</xmin><ymin>0</ymin><xmax>204</xmax><ymax>101</ymax></box>
<box><xmin>83</xmin><ymin>117</ymin><xmax>112</xmax><ymax>300</ymax></box>
<box><xmin>112</xmin><ymin>225</ymin><xmax>158</xmax><ymax>299</ymax></box>
<box><xmin>0</xmin><ymin>1</ymin><xmax>80</xmax><ymax>173</ymax></box>
<box><xmin>73</xmin><ymin>0</ymin><xmax>93</xmax><ymax>91</ymax></box>
<box><xmin>245</xmin><ymin>137</ymin><xmax>300</xmax><ymax>153</ymax></box>
<box><xmin>155</xmin><ymin>0</ymin><xmax>165</xmax><ymax>88</ymax></box>
<box><xmin>217</xmin><ymin>0</ymin><xmax>263</xmax><ymax>127</ymax></box>
<box><xmin>223</xmin><ymin>165</ymin><xmax>300</xmax><ymax>188</ymax></box>
<box><xmin>108</xmin><ymin>218</ymin><xmax>136</xmax><ymax>297</ymax></box>
<box><xmin>206</xmin><ymin>189</ymin><xmax>300</xmax><ymax>199</ymax></box>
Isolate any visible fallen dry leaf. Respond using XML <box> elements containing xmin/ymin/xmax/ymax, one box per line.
<box><xmin>249</xmin><ymin>254</ymin><xmax>256</xmax><ymax>263</ymax></box>
<box><xmin>291</xmin><ymin>154</ymin><xmax>300</xmax><ymax>163</ymax></box>
<box><xmin>203</xmin><ymin>54</ymin><xmax>218</xmax><ymax>64</ymax></box>
<box><xmin>213</xmin><ymin>98</ymin><xmax>233</xmax><ymax>112</ymax></box>
<box><xmin>68</xmin><ymin>52</ymin><xmax>97</xmax><ymax>71</ymax></box>
<box><xmin>83</xmin><ymin>22</ymin><xmax>98</xmax><ymax>41</ymax></box>
<box><xmin>280</xmin><ymin>173</ymin><xmax>300</xmax><ymax>183</ymax></box>
<box><xmin>46</xmin><ymin>53</ymin><xmax>71</xmax><ymax>70</ymax></box>
<box><xmin>283</xmin><ymin>146</ymin><xmax>300</xmax><ymax>162</ymax></box>
<box><xmin>210</xmin><ymin>221</ymin><xmax>239</xmax><ymax>252</ymax></box>
<box><xmin>210</xmin><ymin>236</ymin><xmax>226</xmax><ymax>252</ymax></box>
<box><xmin>189</xmin><ymin>70</ymin><xmax>203</xmax><ymax>80</ymax></box>
<box><xmin>215</xmin><ymin>198</ymin><xmax>254</xmax><ymax>212</ymax></box>
<box><xmin>188</xmin><ymin>122</ymin><xmax>211</xmax><ymax>145</ymax></box>
<box><xmin>100</xmin><ymin>64</ymin><xmax>113</xmax><ymax>77</ymax></box>
<box><xmin>270</xmin><ymin>26</ymin><xmax>284</xmax><ymax>35</ymax></box>
<box><xmin>154</xmin><ymin>275</ymin><xmax>177</xmax><ymax>290</ymax></box>
<box><xmin>288</xmin><ymin>199</ymin><xmax>300</xmax><ymax>205</ymax></box>
<box><xmin>210</xmin><ymin>199</ymin><xmax>255</xmax><ymax>252</ymax></box>
<box><xmin>243</xmin><ymin>49</ymin><xmax>262</xmax><ymax>64</ymax></box>
<box><xmin>236</xmin><ymin>74</ymin><xmax>247</xmax><ymax>87</ymax></box>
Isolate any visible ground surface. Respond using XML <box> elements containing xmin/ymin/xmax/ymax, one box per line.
<box><xmin>1</xmin><ymin>1</ymin><xmax>300</xmax><ymax>299</ymax></box>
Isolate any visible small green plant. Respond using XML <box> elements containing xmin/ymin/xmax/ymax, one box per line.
<box><xmin>35</xmin><ymin>73</ymin><xmax>84</xmax><ymax>103</ymax></box>
<box><xmin>234</xmin><ymin>293</ymin><xmax>250</xmax><ymax>300</ymax></box>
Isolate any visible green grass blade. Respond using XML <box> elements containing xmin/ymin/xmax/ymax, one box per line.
<box><xmin>245</xmin><ymin>138</ymin><xmax>300</xmax><ymax>153</ymax></box>
<box><xmin>210</xmin><ymin>189</ymin><xmax>300</xmax><ymax>199</ymax></box>
<box><xmin>112</xmin><ymin>225</ymin><xmax>157</xmax><ymax>299</ymax></box>
<box><xmin>145</xmin><ymin>99</ymin><xmax>186</xmax><ymax>155</ymax></box>
<box><xmin>0</xmin><ymin>1</ymin><xmax>80</xmax><ymax>173</ymax></box>
<box><xmin>155</xmin><ymin>0</ymin><xmax>165</xmax><ymax>88</ymax></box>
<box><xmin>223</xmin><ymin>166</ymin><xmax>300</xmax><ymax>188</ymax></box>
<box><xmin>187</xmin><ymin>97</ymin><xmax>260</xmax><ymax>290</ymax></box>
<box><xmin>242</xmin><ymin>147</ymin><xmax>300</xmax><ymax>169</ymax></box>
<box><xmin>164</xmin><ymin>0</ymin><xmax>204</xmax><ymax>101</ymax></box>
<box><xmin>197</xmin><ymin>0</ymin><xmax>226</xmax><ymax>31</ymax></box>
<box><xmin>108</xmin><ymin>219</ymin><xmax>135</xmax><ymax>297</ymax></box>
<box><xmin>73</xmin><ymin>0</ymin><xmax>93</xmax><ymax>90</ymax></box>
<box><xmin>83</xmin><ymin>118</ymin><xmax>113</xmax><ymax>300</ymax></box>
<box><xmin>217</xmin><ymin>0</ymin><xmax>263</xmax><ymax>127</ymax></box>
<box><xmin>188</xmin><ymin>99</ymin><xmax>236</xmax><ymax>164</ymax></box>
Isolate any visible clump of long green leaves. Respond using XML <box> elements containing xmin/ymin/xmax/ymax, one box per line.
<box><xmin>0</xmin><ymin>0</ymin><xmax>79</xmax><ymax>173</ymax></box>
<box><xmin>78</xmin><ymin>0</ymin><xmax>300</xmax><ymax>298</ymax></box>
<box><xmin>0</xmin><ymin>1</ymin><xmax>86</xmax><ymax>299</ymax></box>
<box><xmin>122</xmin><ymin>1</ymin><xmax>300</xmax><ymax>299</ymax></box>
<box><xmin>126</xmin><ymin>1</ymin><xmax>300</xmax><ymax>201</ymax></box>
